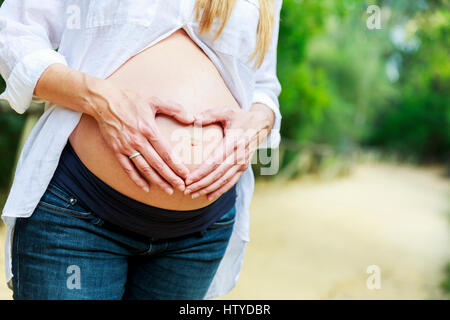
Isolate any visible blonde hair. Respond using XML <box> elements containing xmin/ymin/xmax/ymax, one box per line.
<box><xmin>194</xmin><ymin>0</ymin><xmax>275</xmax><ymax>68</ymax></box>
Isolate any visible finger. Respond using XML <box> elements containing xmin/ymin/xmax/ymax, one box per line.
<box><xmin>114</xmin><ymin>152</ymin><xmax>150</xmax><ymax>192</ymax></box>
<box><xmin>153</xmin><ymin>97</ymin><xmax>195</xmax><ymax>124</ymax></box>
<box><xmin>137</xmin><ymin>143</ymin><xmax>186</xmax><ymax>192</ymax></box>
<box><xmin>186</xmin><ymin>128</ymin><xmax>255</xmax><ymax>186</ymax></box>
<box><xmin>189</xmin><ymin>164</ymin><xmax>241</xmax><ymax>199</ymax></box>
<box><xmin>194</xmin><ymin>108</ymin><xmax>233</xmax><ymax>127</ymax></box>
<box><xmin>185</xmin><ymin>134</ymin><xmax>239</xmax><ymax>185</ymax></box>
<box><xmin>188</xmin><ymin>140</ymin><xmax>251</xmax><ymax>197</ymax></box>
<box><xmin>185</xmin><ymin>161</ymin><xmax>235</xmax><ymax>195</ymax></box>
<box><xmin>184</xmin><ymin>143</ymin><xmax>226</xmax><ymax>186</ymax></box>
<box><xmin>207</xmin><ymin>171</ymin><xmax>244</xmax><ymax>201</ymax></box>
<box><xmin>185</xmin><ymin>140</ymin><xmax>247</xmax><ymax>194</ymax></box>
<box><xmin>142</xmin><ymin>121</ymin><xmax>190</xmax><ymax>179</ymax></box>
<box><xmin>186</xmin><ymin>129</ymin><xmax>256</xmax><ymax>193</ymax></box>
<box><xmin>130</xmin><ymin>153</ymin><xmax>174</xmax><ymax>195</ymax></box>
<box><xmin>191</xmin><ymin>136</ymin><xmax>253</xmax><ymax>197</ymax></box>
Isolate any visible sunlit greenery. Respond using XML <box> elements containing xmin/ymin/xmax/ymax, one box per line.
<box><xmin>278</xmin><ymin>0</ymin><xmax>449</xmax><ymax>167</ymax></box>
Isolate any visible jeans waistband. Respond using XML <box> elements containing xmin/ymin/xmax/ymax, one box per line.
<box><xmin>49</xmin><ymin>141</ymin><xmax>237</xmax><ymax>239</ymax></box>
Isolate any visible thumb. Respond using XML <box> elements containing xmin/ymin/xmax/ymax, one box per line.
<box><xmin>154</xmin><ymin>99</ymin><xmax>195</xmax><ymax>124</ymax></box>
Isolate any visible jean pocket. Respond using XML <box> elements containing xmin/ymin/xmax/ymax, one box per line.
<box><xmin>207</xmin><ymin>206</ymin><xmax>236</xmax><ymax>229</ymax></box>
<box><xmin>37</xmin><ymin>183</ymin><xmax>93</xmax><ymax>219</ymax></box>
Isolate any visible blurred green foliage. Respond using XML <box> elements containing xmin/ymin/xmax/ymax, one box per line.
<box><xmin>278</xmin><ymin>0</ymin><xmax>449</xmax><ymax>168</ymax></box>
<box><xmin>443</xmin><ymin>262</ymin><xmax>450</xmax><ymax>295</ymax></box>
<box><xmin>0</xmin><ymin>0</ymin><xmax>25</xmax><ymax>188</ymax></box>
<box><xmin>0</xmin><ymin>61</ymin><xmax>24</xmax><ymax>189</ymax></box>
<box><xmin>366</xmin><ymin>0</ymin><xmax>450</xmax><ymax>161</ymax></box>
<box><xmin>0</xmin><ymin>108</ymin><xmax>24</xmax><ymax>189</ymax></box>
<box><xmin>0</xmin><ymin>0</ymin><xmax>449</xmax><ymax>189</ymax></box>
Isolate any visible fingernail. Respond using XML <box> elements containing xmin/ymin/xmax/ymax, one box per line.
<box><xmin>143</xmin><ymin>186</ymin><xmax>150</xmax><ymax>193</ymax></box>
<box><xmin>181</xmin><ymin>168</ymin><xmax>189</xmax><ymax>178</ymax></box>
<box><xmin>178</xmin><ymin>184</ymin><xmax>185</xmax><ymax>192</ymax></box>
<box><xmin>166</xmin><ymin>188</ymin><xmax>174</xmax><ymax>195</ymax></box>
<box><xmin>184</xmin><ymin>188</ymin><xmax>191</xmax><ymax>195</ymax></box>
<box><xmin>191</xmin><ymin>193</ymin><xmax>199</xmax><ymax>199</ymax></box>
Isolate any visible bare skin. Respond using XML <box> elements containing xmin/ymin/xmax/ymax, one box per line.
<box><xmin>35</xmin><ymin>28</ymin><xmax>274</xmax><ymax>210</ymax></box>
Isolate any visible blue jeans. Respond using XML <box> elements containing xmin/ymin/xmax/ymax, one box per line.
<box><xmin>12</xmin><ymin>182</ymin><xmax>236</xmax><ymax>300</ymax></box>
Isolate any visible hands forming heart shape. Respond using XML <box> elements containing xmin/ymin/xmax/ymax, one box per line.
<box><xmin>184</xmin><ymin>105</ymin><xmax>274</xmax><ymax>201</ymax></box>
<box><xmin>95</xmin><ymin>88</ymin><xmax>274</xmax><ymax>201</ymax></box>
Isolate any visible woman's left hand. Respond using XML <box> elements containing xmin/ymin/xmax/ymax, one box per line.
<box><xmin>184</xmin><ymin>104</ymin><xmax>274</xmax><ymax>200</ymax></box>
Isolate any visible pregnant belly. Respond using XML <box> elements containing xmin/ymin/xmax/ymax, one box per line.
<box><xmin>68</xmin><ymin>28</ymin><xmax>240</xmax><ymax>210</ymax></box>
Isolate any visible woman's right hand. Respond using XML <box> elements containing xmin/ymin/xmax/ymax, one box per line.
<box><xmin>87</xmin><ymin>79</ymin><xmax>195</xmax><ymax>195</ymax></box>
<box><xmin>34</xmin><ymin>64</ymin><xmax>193</xmax><ymax>194</ymax></box>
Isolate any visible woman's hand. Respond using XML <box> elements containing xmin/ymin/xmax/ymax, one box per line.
<box><xmin>88</xmin><ymin>79</ymin><xmax>195</xmax><ymax>195</ymax></box>
<box><xmin>184</xmin><ymin>103</ymin><xmax>274</xmax><ymax>200</ymax></box>
<box><xmin>34</xmin><ymin>64</ymin><xmax>195</xmax><ymax>195</ymax></box>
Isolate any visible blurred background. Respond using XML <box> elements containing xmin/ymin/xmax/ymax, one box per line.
<box><xmin>0</xmin><ymin>0</ymin><xmax>449</xmax><ymax>299</ymax></box>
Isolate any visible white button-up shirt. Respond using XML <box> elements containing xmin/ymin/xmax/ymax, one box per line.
<box><xmin>0</xmin><ymin>0</ymin><xmax>282</xmax><ymax>299</ymax></box>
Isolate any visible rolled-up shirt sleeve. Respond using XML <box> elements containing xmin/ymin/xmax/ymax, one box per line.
<box><xmin>252</xmin><ymin>0</ymin><xmax>282</xmax><ymax>149</ymax></box>
<box><xmin>0</xmin><ymin>0</ymin><xmax>67</xmax><ymax>114</ymax></box>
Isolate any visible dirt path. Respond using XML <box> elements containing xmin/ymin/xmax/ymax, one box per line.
<box><xmin>220</xmin><ymin>162</ymin><xmax>450</xmax><ymax>299</ymax></box>
<box><xmin>1</xmin><ymin>162</ymin><xmax>449</xmax><ymax>299</ymax></box>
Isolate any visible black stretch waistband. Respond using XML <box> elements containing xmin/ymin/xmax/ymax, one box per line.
<box><xmin>49</xmin><ymin>141</ymin><xmax>237</xmax><ymax>240</ymax></box>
